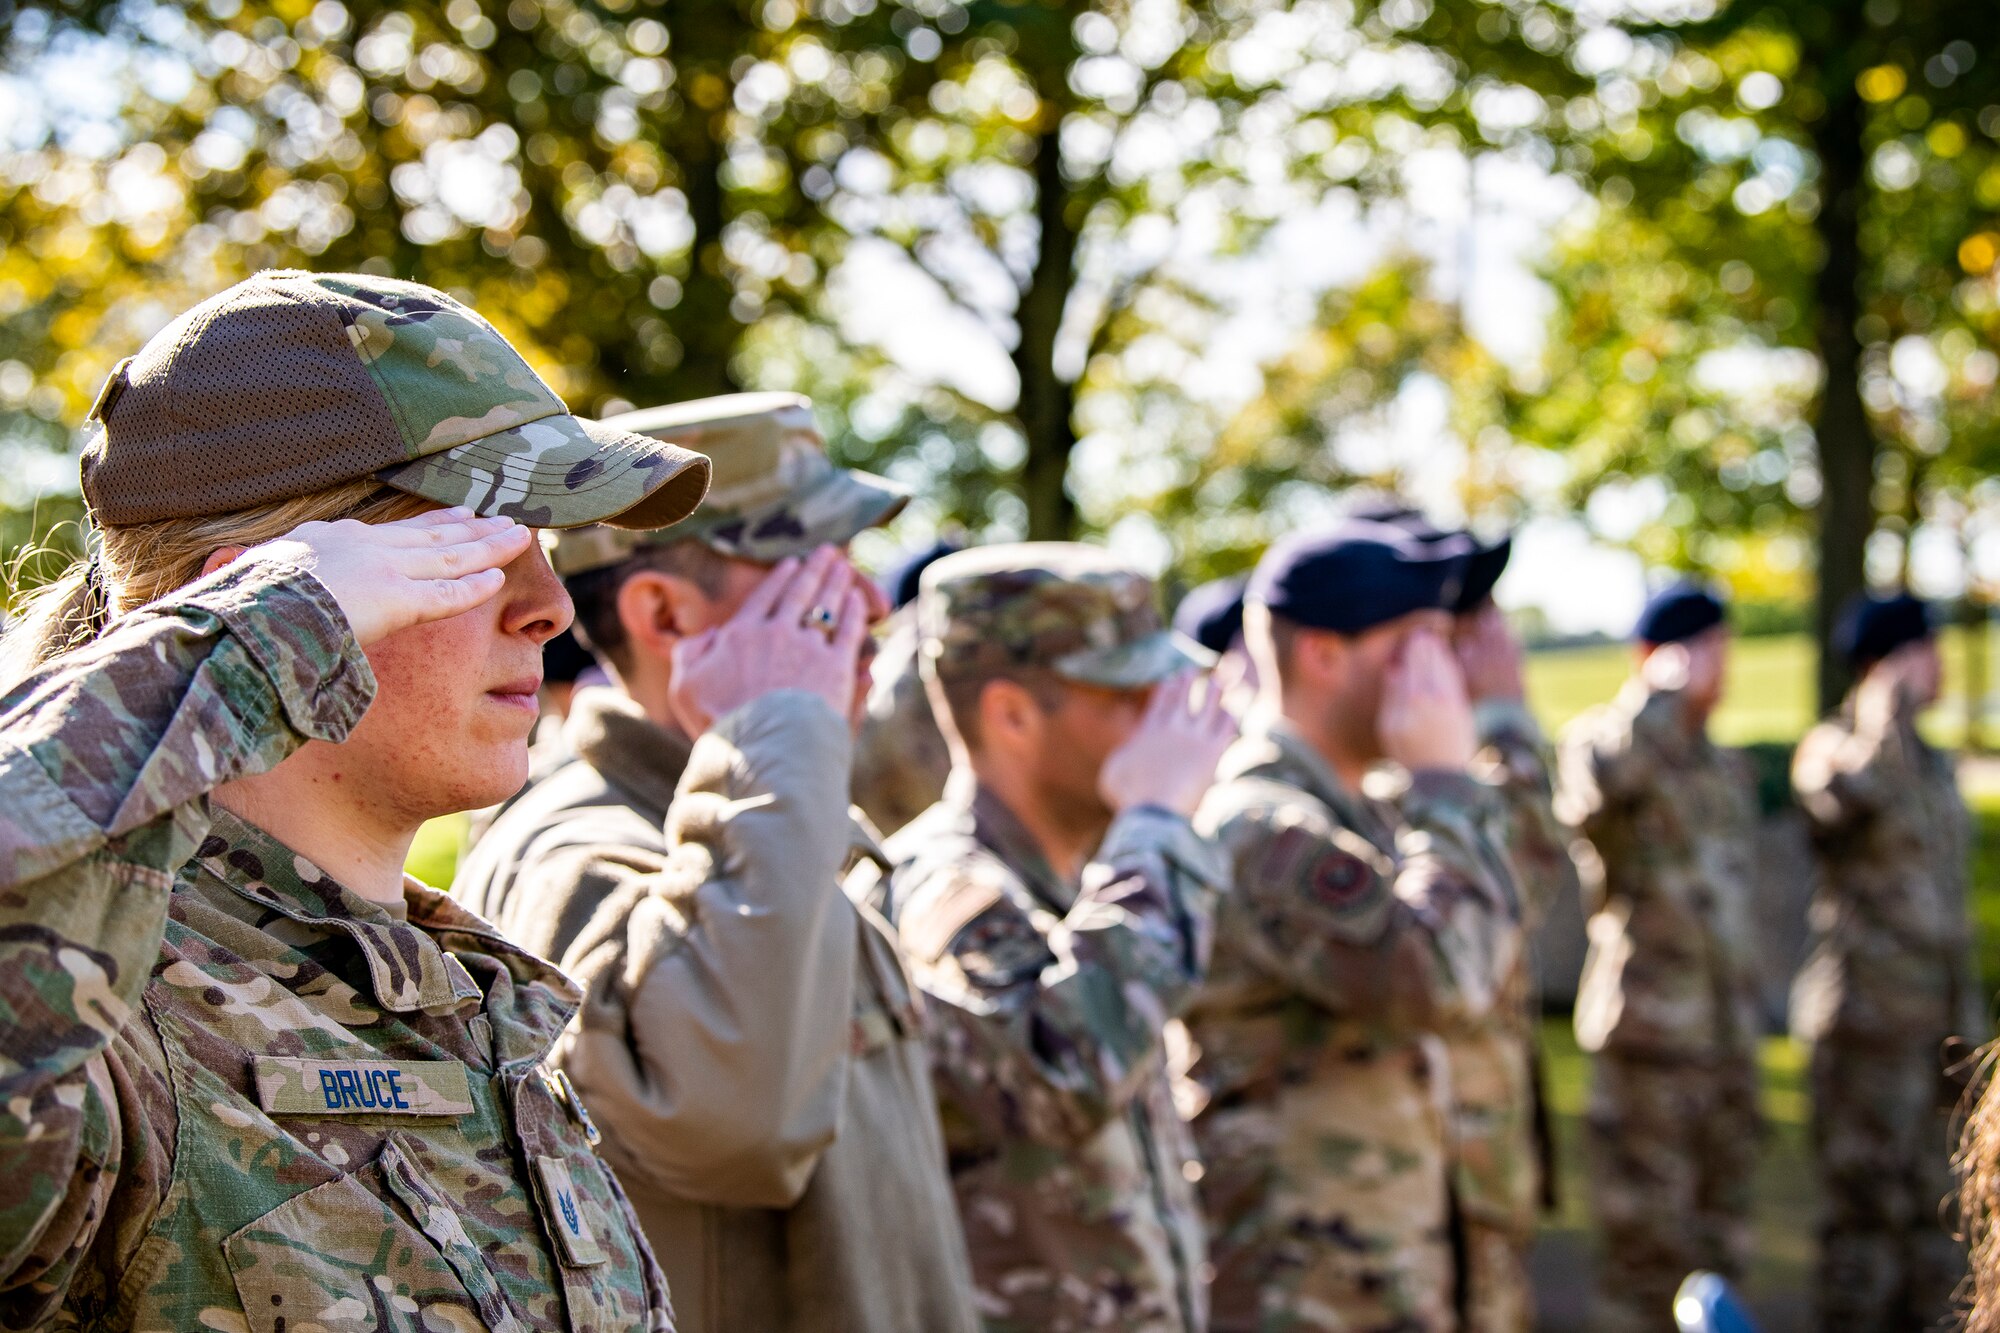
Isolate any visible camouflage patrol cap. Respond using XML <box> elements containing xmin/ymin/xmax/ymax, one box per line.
<box><xmin>78</xmin><ymin>271</ymin><xmax>710</xmax><ymax>530</ymax></box>
<box><xmin>546</xmin><ymin>392</ymin><xmax>908</xmax><ymax>576</ymax></box>
<box><xmin>918</xmin><ymin>542</ymin><xmax>1214</xmax><ymax>690</ymax></box>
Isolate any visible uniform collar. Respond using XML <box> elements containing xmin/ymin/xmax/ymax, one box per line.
<box><xmin>1222</xmin><ymin>715</ymin><xmax>1394</xmax><ymax>850</ymax></box>
<box><xmin>566</xmin><ymin>685</ymin><xmax>693</xmax><ymax>820</ymax></box>
<box><xmin>943</xmin><ymin>768</ymin><xmax>1078</xmax><ymax>913</ymax></box>
<box><xmin>194</xmin><ymin>809</ymin><xmax>485</xmax><ymax>1016</ymax></box>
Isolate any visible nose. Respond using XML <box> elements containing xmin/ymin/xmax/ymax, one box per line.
<box><xmin>500</xmin><ymin>538</ymin><xmax>575</xmax><ymax>645</ymax></box>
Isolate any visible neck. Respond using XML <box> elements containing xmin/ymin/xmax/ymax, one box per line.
<box><xmin>614</xmin><ymin>651</ymin><xmax>682</xmax><ymax>732</ymax></box>
<box><xmin>213</xmin><ymin>761</ymin><xmax>416</xmax><ymax>906</ymax></box>
<box><xmin>1270</xmin><ymin>689</ymin><xmax>1371</xmax><ymax>789</ymax></box>
<box><xmin>971</xmin><ymin>760</ymin><xmax>1108</xmax><ymax>885</ymax></box>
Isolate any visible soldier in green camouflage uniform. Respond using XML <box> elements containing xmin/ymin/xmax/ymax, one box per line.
<box><xmin>1791</xmin><ymin>592</ymin><xmax>1977</xmax><ymax>1331</ymax></box>
<box><xmin>887</xmin><ymin>543</ymin><xmax>1237</xmax><ymax>1332</ymax></box>
<box><xmin>1185</xmin><ymin>521</ymin><xmax>1523</xmax><ymax>1333</ymax></box>
<box><xmin>1365</xmin><ymin>509</ymin><xmax>1572</xmax><ymax>1333</ymax></box>
<box><xmin>1556</xmin><ymin>583</ymin><xmax>1762</xmax><ymax>1333</ymax></box>
<box><xmin>0</xmin><ymin>270</ymin><xmax>714</xmax><ymax>1330</ymax></box>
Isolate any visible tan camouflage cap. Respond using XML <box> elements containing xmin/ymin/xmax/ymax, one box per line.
<box><xmin>918</xmin><ymin>542</ymin><xmax>1214</xmax><ymax>690</ymax></box>
<box><xmin>545</xmin><ymin>392</ymin><xmax>908</xmax><ymax>576</ymax></box>
<box><xmin>79</xmin><ymin>270</ymin><xmax>711</xmax><ymax>530</ymax></box>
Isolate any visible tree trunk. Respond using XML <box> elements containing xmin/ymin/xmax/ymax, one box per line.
<box><xmin>1014</xmin><ymin>121</ymin><xmax>1080</xmax><ymax>541</ymax></box>
<box><xmin>1808</xmin><ymin>75</ymin><xmax>1875</xmax><ymax>715</ymax></box>
<box><xmin>657</xmin><ymin>1</ymin><xmax>744</xmax><ymax>403</ymax></box>
<box><xmin>1966</xmin><ymin>523</ymin><xmax>1988</xmax><ymax>755</ymax></box>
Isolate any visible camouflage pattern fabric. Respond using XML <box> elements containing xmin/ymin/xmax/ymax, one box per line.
<box><xmin>1447</xmin><ymin>700</ymin><xmax>1580</xmax><ymax>1333</ymax></box>
<box><xmin>547</xmin><ymin>392</ymin><xmax>907</xmax><ymax>575</ymax></box>
<box><xmin>919</xmin><ymin>543</ymin><xmax>1213</xmax><ymax>689</ymax></box>
<box><xmin>1584</xmin><ymin>1052</ymin><xmax>1758</xmax><ymax>1333</ymax></box>
<box><xmin>0</xmin><ymin>558</ymin><xmax>672</xmax><ymax>1331</ymax></box>
<box><xmin>1804</xmin><ymin>1038</ymin><xmax>1963</xmax><ymax>1331</ymax></box>
<box><xmin>1791</xmin><ymin>701</ymin><xmax>1976</xmax><ymax>1329</ymax></box>
<box><xmin>852</xmin><ymin>606</ymin><xmax>952</xmax><ymax>836</ymax></box>
<box><xmin>1556</xmin><ymin>679</ymin><xmax>1762</xmax><ymax>1333</ymax></box>
<box><xmin>886</xmin><ymin>775</ymin><xmax>1228</xmax><ymax>1333</ymax></box>
<box><xmin>1186</xmin><ymin>719</ymin><xmax>1522</xmax><ymax>1333</ymax></box>
<box><xmin>327</xmin><ymin>273</ymin><xmax>709</xmax><ymax>532</ymax></box>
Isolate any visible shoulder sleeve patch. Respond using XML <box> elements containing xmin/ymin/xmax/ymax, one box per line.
<box><xmin>899</xmin><ymin>858</ymin><xmax>1012</xmax><ymax>964</ymax></box>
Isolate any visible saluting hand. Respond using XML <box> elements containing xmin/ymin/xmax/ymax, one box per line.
<box><xmin>668</xmin><ymin>545</ymin><xmax>872</xmax><ymax>737</ymax></box>
<box><xmin>1099</xmin><ymin>669</ymin><xmax>1239</xmax><ymax>817</ymax></box>
<box><xmin>1452</xmin><ymin>602</ymin><xmax>1525</xmax><ymax>704</ymax></box>
<box><xmin>1379</xmin><ymin>627</ymin><xmax>1476</xmax><ymax>773</ymax></box>
<box><xmin>251</xmin><ymin>507</ymin><xmax>534</xmax><ymax>647</ymax></box>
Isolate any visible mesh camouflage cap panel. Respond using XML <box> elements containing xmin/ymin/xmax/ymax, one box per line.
<box><xmin>918</xmin><ymin>542</ymin><xmax>1214</xmax><ymax>690</ymax></box>
<box><xmin>79</xmin><ymin>270</ymin><xmax>710</xmax><ymax>529</ymax></box>
<box><xmin>546</xmin><ymin>392</ymin><xmax>908</xmax><ymax>575</ymax></box>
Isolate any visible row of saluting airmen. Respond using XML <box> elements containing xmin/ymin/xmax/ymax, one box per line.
<box><xmin>0</xmin><ymin>268</ymin><xmax>1974</xmax><ymax>1333</ymax></box>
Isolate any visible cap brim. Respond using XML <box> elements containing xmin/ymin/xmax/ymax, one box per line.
<box><xmin>1054</xmin><ymin>629</ymin><xmax>1216</xmax><ymax>689</ymax></box>
<box><xmin>687</xmin><ymin>464</ymin><xmax>910</xmax><ymax>558</ymax></box>
<box><xmin>377</xmin><ymin>414</ymin><xmax>711</xmax><ymax>530</ymax></box>
<box><xmin>1455</xmin><ymin>537</ymin><xmax>1512</xmax><ymax>613</ymax></box>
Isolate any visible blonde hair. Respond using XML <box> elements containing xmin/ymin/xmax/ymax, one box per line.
<box><xmin>1961</xmin><ymin>1044</ymin><xmax>2000</xmax><ymax>1328</ymax></box>
<box><xmin>1</xmin><ymin>480</ymin><xmax>432</xmax><ymax>686</ymax></box>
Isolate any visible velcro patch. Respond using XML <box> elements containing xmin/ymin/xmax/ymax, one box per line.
<box><xmin>253</xmin><ymin>1057</ymin><xmax>474</xmax><ymax>1117</ymax></box>
<box><xmin>536</xmin><ymin>1156</ymin><xmax>608</xmax><ymax>1267</ymax></box>
<box><xmin>1306</xmin><ymin>848</ymin><xmax>1374</xmax><ymax>909</ymax></box>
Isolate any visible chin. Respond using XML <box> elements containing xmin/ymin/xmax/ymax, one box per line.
<box><xmin>426</xmin><ymin>741</ymin><xmax>534</xmax><ymax>817</ymax></box>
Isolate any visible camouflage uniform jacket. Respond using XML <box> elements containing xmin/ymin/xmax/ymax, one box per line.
<box><xmin>851</xmin><ymin>606</ymin><xmax>951</xmax><ymax>837</ymax></box>
<box><xmin>1556</xmin><ymin>680</ymin><xmax>1762</xmax><ymax>1061</ymax></box>
<box><xmin>1442</xmin><ymin>700</ymin><xmax>1577</xmax><ymax>1241</ymax></box>
<box><xmin>1185</xmin><ymin>718</ymin><xmax>1521</xmax><ymax>1330</ymax></box>
<box><xmin>885</xmin><ymin>773</ymin><xmax>1226</xmax><ymax>1333</ymax></box>
<box><xmin>1790</xmin><ymin>702</ymin><xmax>1979</xmax><ymax>1048</ymax></box>
<box><xmin>0</xmin><ymin>560</ymin><xmax>670</xmax><ymax>1332</ymax></box>
<box><xmin>452</xmin><ymin>686</ymin><xmax>979</xmax><ymax>1333</ymax></box>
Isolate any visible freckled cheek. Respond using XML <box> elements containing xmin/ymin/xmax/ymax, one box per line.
<box><xmin>355</xmin><ymin>622</ymin><xmax>501</xmax><ymax>767</ymax></box>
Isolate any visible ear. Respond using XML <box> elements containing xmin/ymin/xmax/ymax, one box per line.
<box><xmin>977</xmin><ymin>678</ymin><xmax>1043</xmax><ymax>754</ymax></box>
<box><xmin>1297</xmin><ymin>628</ymin><xmax>1345</xmax><ymax>690</ymax></box>
<box><xmin>616</xmin><ymin>569</ymin><xmax>710</xmax><ymax>662</ymax></box>
<box><xmin>200</xmin><ymin>545</ymin><xmax>250</xmax><ymax>580</ymax></box>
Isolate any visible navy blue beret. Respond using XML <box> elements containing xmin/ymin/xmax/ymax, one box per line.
<box><xmin>1833</xmin><ymin>591</ymin><xmax>1931</xmax><ymax>668</ymax></box>
<box><xmin>1341</xmin><ymin>500</ymin><xmax>1510</xmax><ymax>613</ymax></box>
<box><xmin>1173</xmin><ymin>576</ymin><xmax>1248</xmax><ymax>655</ymax></box>
<box><xmin>1248</xmin><ymin>520</ymin><xmax>1474</xmax><ymax>634</ymax></box>
<box><xmin>884</xmin><ymin>540</ymin><xmax>963</xmax><ymax>611</ymax></box>
<box><xmin>1634</xmin><ymin>580</ymin><xmax>1727</xmax><ymax>644</ymax></box>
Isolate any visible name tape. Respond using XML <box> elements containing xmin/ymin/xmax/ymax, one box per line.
<box><xmin>253</xmin><ymin>1057</ymin><xmax>475</xmax><ymax>1117</ymax></box>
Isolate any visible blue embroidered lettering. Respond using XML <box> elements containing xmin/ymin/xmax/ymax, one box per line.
<box><xmin>387</xmin><ymin>1069</ymin><xmax>409</xmax><ymax>1110</ymax></box>
<box><xmin>337</xmin><ymin>1069</ymin><xmax>362</xmax><ymax>1107</ymax></box>
<box><xmin>320</xmin><ymin>1069</ymin><xmax>343</xmax><ymax>1109</ymax></box>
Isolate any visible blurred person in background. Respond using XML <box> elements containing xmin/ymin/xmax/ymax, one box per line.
<box><xmin>1363</xmin><ymin>508</ymin><xmax>1578</xmax><ymax>1332</ymax></box>
<box><xmin>852</xmin><ymin>537</ymin><xmax>961</xmax><ymax>835</ymax></box>
<box><xmin>0</xmin><ymin>270</ymin><xmax>716</xmax><ymax>1330</ymax></box>
<box><xmin>1185</xmin><ymin>520</ymin><xmax>1522</xmax><ymax>1333</ymax></box>
<box><xmin>1556</xmin><ymin>582</ymin><xmax>1763</xmax><ymax>1333</ymax></box>
<box><xmin>1173</xmin><ymin>574</ymin><xmax>1257</xmax><ymax>714</ymax></box>
<box><xmin>1791</xmin><ymin>590</ymin><xmax>1978</xmax><ymax>1331</ymax></box>
<box><xmin>883</xmin><ymin>543</ymin><xmax>1235</xmax><ymax>1333</ymax></box>
<box><xmin>453</xmin><ymin>393</ymin><xmax>980</xmax><ymax>1333</ymax></box>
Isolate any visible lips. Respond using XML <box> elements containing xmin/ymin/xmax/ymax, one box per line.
<box><xmin>486</xmin><ymin>676</ymin><xmax>543</xmax><ymax>711</ymax></box>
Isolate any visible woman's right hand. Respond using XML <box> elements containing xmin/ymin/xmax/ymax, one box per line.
<box><xmin>247</xmin><ymin>507</ymin><xmax>532</xmax><ymax>647</ymax></box>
